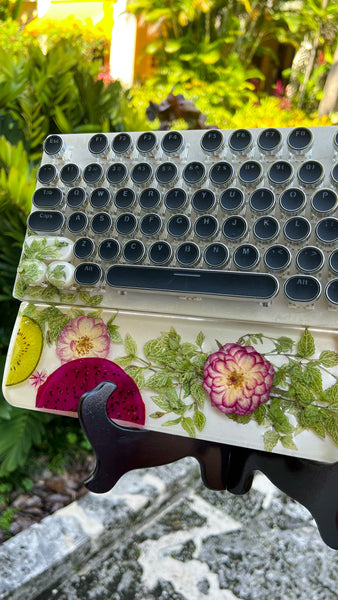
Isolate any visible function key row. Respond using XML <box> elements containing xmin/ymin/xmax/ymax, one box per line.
<box><xmin>44</xmin><ymin>128</ymin><xmax>338</xmax><ymax>159</ymax></box>
<box><xmin>37</xmin><ymin>160</ymin><xmax>338</xmax><ymax>190</ymax></box>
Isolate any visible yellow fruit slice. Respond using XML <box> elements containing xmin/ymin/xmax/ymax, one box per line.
<box><xmin>6</xmin><ymin>316</ymin><xmax>43</xmax><ymax>386</ymax></box>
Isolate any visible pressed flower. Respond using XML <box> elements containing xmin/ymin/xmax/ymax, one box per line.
<box><xmin>56</xmin><ymin>316</ymin><xmax>110</xmax><ymax>364</ymax></box>
<box><xmin>203</xmin><ymin>343</ymin><xmax>274</xmax><ymax>416</ymax></box>
<box><xmin>29</xmin><ymin>369</ymin><xmax>48</xmax><ymax>388</ymax></box>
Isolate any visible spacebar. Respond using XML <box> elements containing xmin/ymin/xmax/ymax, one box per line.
<box><xmin>106</xmin><ymin>266</ymin><xmax>279</xmax><ymax>300</ymax></box>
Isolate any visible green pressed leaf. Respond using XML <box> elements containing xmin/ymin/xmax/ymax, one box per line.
<box><xmin>321</xmin><ymin>411</ymin><xmax>338</xmax><ymax>445</ymax></box>
<box><xmin>274</xmin><ymin>336</ymin><xmax>295</xmax><ymax>353</ymax></box>
<box><xmin>191</xmin><ymin>353</ymin><xmax>208</xmax><ymax>368</ymax></box>
<box><xmin>168</xmin><ymin>327</ymin><xmax>181</xmax><ymax>350</ymax></box>
<box><xmin>114</xmin><ymin>355</ymin><xmax>134</xmax><ymax>367</ymax></box>
<box><xmin>194</xmin><ymin>410</ymin><xmax>206</xmax><ymax>432</ymax></box>
<box><xmin>264</xmin><ymin>429</ymin><xmax>280</xmax><ymax>452</ymax></box>
<box><xmin>162</xmin><ymin>417</ymin><xmax>182</xmax><ymax>427</ymax></box>
<box><xmin>124</xmin><ymin>366</ymin><xmax>145</xmax><ymax>389</ymax></box>
<box><xmin>124</xmin><ymin>333</ymin><xmax>137</xmax><ymax>357</ymax></box>
<box><xmin>190</xmin><ymin>380</ymin><xmax>207</xmax><ymax>409</ymax></box>
<box><xmin>272</xmin><ymin>364</ymin><xmax>289</xmax><ymax>387</ymax></box>
<box><xmin>143</xmin><ymin>338</ymin><xmax>166</xmax><ymax>362</ymax></box>
<box><xmin>150</xmin><ymin>411</ymin><xmax>166</xmax><ymax>419</ymax></box>
<box><xmin>319</xmin><ymin>350</ymin><xmax>338</xmax><ymax>368</ymax></box>
<box><xmin>180</xmin><ymin>342</ymin><xmax>198</xmax><ymax>358</ymax></box>
<box><xmin>87</xmin><ymin>294</ymin><xmax>103</xmax><ymax>307</ymax></box>
<box><xmin>322</xmin><ymin>383</ymin><xmax>338</xmax><ymax>405</ymax></box>
<box><xmin>150</xmin><ymin>394</ymin><xmax>172</xmax><ymax>412</ymax></box>
<box><xmin>253</xmin><ymin>403</ymin><xmax>266</xmax><ymax>425</ymax></box>
<box><xmin>280</xmin><ymin>435</ymin><xmax>298</xmax><ymax>451</ymax></box>
<box><xmin>147</xmin><ymin>372</ymin><xmax>171</xmax><ymax>391</ymax></box>
<box><xmin>293</xmin><ymin>382</ymin><xmax>315</xmax><ymax>407</ymax></box>
<box><xmin>303</xmin><ymin>364</ymin><xmax>323</xmax><ymax>393</ymax></box>
<box><xmin>268</xmin><ymin>399</ymin><xmax>293</xmax><ymax>433</ymax></box>
<box><xmin>196</xmin><ymin>331</ymin><xmax>205</xmax><ymax>348</ymax></box>
<box><xmin>296</xmin><ymin>328</ymin><xmax>315</xmax><ymax>358</ymax></box>
<box><xmin>106</xmin><ymin>316</ymin><xmax>122</xmax><ymax>343</ymax></box>
<box><xmin>166</xmin><ymin>388</ymin><xmax>186</xmax><ymax>413</ymax></box>
<box><xmin>14</xmin><ymin>276</ymin><xmax>28</xmax><ymax>298</ymax></box>
<box><xmin>181</xmin><ymin>417</ymin><xmax>196</xmax><ymax>438</ymax></box>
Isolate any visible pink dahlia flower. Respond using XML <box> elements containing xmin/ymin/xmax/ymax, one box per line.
<box><xmin>203</xmin><ymin>343</ymin><xmax>274</xmax><ymax>416</ymax></box>
<box><xmin>56</xmin><ymin>316</ymin><xmax>110</xmax><ymax>364</ymax></box>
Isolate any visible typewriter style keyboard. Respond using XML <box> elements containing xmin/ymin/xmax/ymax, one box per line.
<box><xmin>14</xmin><ymin>127</ymin><xmax>338</xmax><ymax>328</ymax></box>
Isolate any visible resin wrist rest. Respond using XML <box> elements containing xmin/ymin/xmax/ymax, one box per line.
<box><xmin>3</xmin><ymin>302</ymin><xmax>338</xmax><ymax>465</ymax></box>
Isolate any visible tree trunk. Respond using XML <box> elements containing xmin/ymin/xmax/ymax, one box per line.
<box><xmin>318</xmin><ymin>44</ymin><xmax>338</xmax><ymax>116</ymax></box>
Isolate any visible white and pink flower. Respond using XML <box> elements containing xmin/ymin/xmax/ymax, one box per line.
<box><xmin>29</xmin><ymin>369</ymin><xmax>48</xmax><ymax>388</ymax></box>
<box><xmin>203</xmin><ymin>343</ymin><xmax>274</xmax><ymax>416</ymax></box>
<box><xmin>56</xmin><ymin>316</ymin><xmax>110</xmax><ymax>364</ymax></box>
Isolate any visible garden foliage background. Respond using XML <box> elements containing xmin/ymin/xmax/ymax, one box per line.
<box><xmin>0</xmin><ymin>0</ymin><xmax>337</xmax><ymax>521</ymax></box>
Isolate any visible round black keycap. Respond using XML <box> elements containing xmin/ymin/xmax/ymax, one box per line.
<box><xmin>183</xmin><ymin>162</ymin><xmax>206</xmax><ymax>186</ymax></box>
<box><xmin>33</xmin><ymin>187</ymin><xmax>62</xmax><ymax>209</ymax></box>
<box><xmin>140</xmin><ymin>213</ymin><xmax>162</xmax><ymax>236</ymax></box>
<box><xmin>284</xmin><ymin>275</ymin><xmax>321</xmax><ymax>302</ymax></box>
<box><xmin>161</xmin><ymin>131</ymin><xmax>184</xmax><ymax>155</ymax></box>
<box><xmin>287</xmin><ymin>127</ymin><xmax>312</xmax><ymax>152</ymax></box>
<box><xmin>229</xmin><ymin>129</ymin><xmax>252</xmax><ymax>153</ymax></box>
<box><xmin>123</xmin><ymin>240</ymin><xmax>145</xmax><ymax>263</ymax></box>
<box><xmin>28</xmin><ymin>211</ymin><xmax>64</xmax><ymax>233</ymax></box>
<box><xmin>194</xmin><ymin>215</ymin><xmax>218</xmax><ymax>239</ymax></box>
<box><xmin>253</xmin><ymin>216</ymin><xmax>279</xmax><ymax>241</ymax></box>
<box><xmin>331</xmin><ymin>163</ymin><xmax>338</xmax><ymax>186</ymax></box>
<box><xmin>334</xmin><ymin>131</ymin><xmax>338</xmax><ymax>149</ymax></box>
<box><xmin>284</xmin><ymin>217</ymin><xmax>310</xmax><ymax>242</ymax></box>
<box><xmin>315</xmin><ymin>217</ymin><xmax>338</xmax><ymax>244</ymax></box>
<box><xmin>311</xmin><ymin>189</ymin><xmax>337</xmax><ymax>215</ymax></box>
<box><xmin>239</xmin><ymin>161</ymin><xmax>262</xmax><ymax>185</ymax></box>
<box><xmin>44</xmin><ymin>135</ymin><xmax>64</xmax><ymax>156</ymax></box>
<box><xmin>90</xmin><ymin>188</ymin><xmax>110</xmax><ymax>209</ymax></box>
<box><xmin>139</xmin><ymin>188</ymin><xmax>161</xmax><ymax>209</ymax></box>
<box><xmin>83</xmin><ymin>163</ymin><xmax>104</xmax><ymax>185</ymax></box>
<box><xmin>222</xmin><ymin>216</ymin><xmax>247</xmax><ymax>240</ymax></box>
<box><xmin>67</xmin><ymin>187</ymin><xmax>85</xmax><ymax>208</ymax></box>
<box><xmin>67</xmin><ymin>212</ymin><xmax>88</xmax><ymax>233</ymax></box>
<box><xmin>204</xmin><ymin>243</ymin><xmax>229</xmax><ymax>268</ymax></box>
<box><xmin>91</xmin><ymin>212</ymin><xmax>112</xmax><ymax>234</ymax></box>
<box><xmin>73</xmin><ymin>237</ymin><xmax>95</xmax><ymax>259</ymax></box>
<box><xmin>326</xmin><ymin>279</ymin><xmax>338</xmax><ymax>305</ymax></box>
<box><xmin>131</xmin><ymin>163</ymin><xmax>153</xmax><ymax>186</ymax></box>
<box><xmin>106</xmin><ymin>163</ymin><xmax>128</xmax><ymax>185</ymax></box>
<box><xmin>60</xmin><ymin>163</ymin><xmax>80</xmax><ymax>186</ymax></box>
<box><xmin>296</xmin><ymin>247</ymin><xmax>324</xmax><ymax>273</ymax></box>
<box><xmin>257</xmin><ymin>128</ymin><xmax>282</xmax><ymax>153</ymax></box>
<box><xmin>155</xmin><ymin>162</ymin><xmax>178</xmax><ymax>185</ymax></box>
<box><xmin>115</xmin><ymin>213</ymin><xmax>137</xmax><ymax>235</ymax></box>
<box><xmin>279</xmin><ymin>188</ymin><xmax>305</xmax><ymax>214</ymax></box>
<box><xmin>37</xmin><ymin>164</ymin><xmax>57</xmax><ymax>184</ymax></box>
<box><xmin>176</xmin><ymin>242</ymin><xmax>200</xmax><ymax>266</ymax></box>
<box><xmin>88</xmin><ymin>134</ymin><xmax>109</xmax><ymax>156</ymax></box>
<box><xmin>191</xmin><ymin>189</ymin><xmax>215</xmax><ymax>212</ymax></box>
<box><xmin>249</xmin><ymin>188</ymin><xmax>275</xmax><ymax>213</ymax></box>
<box><xmin>201</xmin><ymin>129</ymin><xmax>224</xmax><ymax>154</ymax></box>
<box><xmin>264</xmin><ymin>245</ymin><xmax>291</xmax><ymax>271</ymax></box>
<box><xmin>233</xmin><ymin>244</ymin><xmax>259</xmax><ymax>270</ymax></box>
<box><xmin>136</xmin><ymin>132</ymin><xmax>157</xmax><ymax>155</ymax></box>
<box><xmin>220</xmin><ymin>188</ymin><xmax>244</xmax><ymax>212</ymax></box>
<box><xmin>115</xmin><ymin>187</ymin><xmax>135</xmax><ymax>209</ymax></box>
<box><xmin>329</xmin><ymin>249</ymin><xmax>338</xmax><ymax>274</ymax></box>
<box><xmin>167</xmin><ymin>214</ymin><xmax>190</xmax><ymax>238</ymax></box>
<box><xmin>75</xmin><ymin>263</ymin><xmax>102</xmax><ymax>286</ymax></box>
<box><xmin>99</xmin><ymin>239</ymin><xmax>120</xmax><ymax>261</ymax></box>
<box><xmin>112</xmin><ymin>133</ymin><xmax>132</xmax><ymax>155</ymax></box>
<box><xmin>209</xmin><ymin>162</ymin><xmax>233</xmax><ymax>186</ymax></box>
<box><xmin>164</xmin><ymin>188</ymin><xmax>187</xmax><ymax>210</ymax></box>
<box><xmin>298</xmin><ymin>161</ymin><xmax>324</xmax><ymax>186</ymax></box>
<box><xmin>268</xmin><ymin>161</ymin><xmax>293</xmax><ymax>186</ymax></box>
<box><xmin>149</xmin><ymin>241</ymin><xmax>172</xmax><ymax>265</ymax></box>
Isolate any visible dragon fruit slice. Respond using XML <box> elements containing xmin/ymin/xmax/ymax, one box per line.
<box><xmin>36</xmin><ymin>357</ymin><xmax>145</xmax><ymax>425</ymax></box>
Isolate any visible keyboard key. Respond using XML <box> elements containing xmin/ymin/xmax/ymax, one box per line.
<box><xmin>89</xmin><ymin>133</ymin><xmax>109</xmax><ymax>157</ymax></box>
<box><xmin>298</xmin><ymin>161</ymin><xmax>324</xmax><ymax>186</ymax></box>
<box><xmin>296</xmin><ymin>247</ymin><xmax>324</xmax><ymax>273</ymax></box>
<box><xmin>155</xmin><ymin>162</ymin><xmax>178</xmax><ymax>186</ymax></box>
<box><xmin>28</xmin><ymin>210</ymin><xmax>64</xmax><ymax>233</ymax></box>
<box><xmin>222</xmin><ymin>216</ymin><xmax>247</xmax><ymax>241</ymax></box>
<box><xmin>112</xmin><ymin>133</ymin><xmax>133</xmax><ymax>156</ymax></box>
<box><xmin>329</xmin><ymin>249</ymin><xmax>338</xmax><ymax>274</ymax></box>
<box><xmin>67</xmin><ymin>212</ymin><xmax>88</xmax><ymax>234</ymax></box>
<box><xmin>284</xmin><ymin>217</ymin><xmax>311</xmax><ymax>243</ymax></box>
<box><xmin>123</xmin><ymin>240</ymin><xmax>145</xmax><ymax>263</ymax></box>
<box><xmin>46</xmin><ymin>261</ymin><xmax>75</xmax><ymax>288</ymax></box>
<box><xmin>279</xmin><ymin>188</ymin><xmax>306</xmax><ymax>214</ymax></box>
<box><xmin>204</xmin><ymin>243</ymin><xmax>229</xmax><ymax>268</ymax></box>
<box><xmin>268</xmin><ymin>161</ymin><xmax>293</xmax><ymax>186</ymax></box>
<box><xmin>136</xmin><ymin>132</ymin><xmax>157</xmax><ymax>155</ymax></box>
<box><xmin>106</xmin><ymin>163</ymin><xmax>128</xmax><ymax>186</ymax></box>
<box><xmin>73</xmin><ymin>237</ymin><xmax>95</xmax><ymax>259</ymax></box>
<box><xmin>75</xmin><ymin>263</ymin><xmax>102</xmax><ymax>285</ymax></box>
<box><xmin>331</xmin><ymin>163</ymin><xmax>338</xmax><ymax>186</ymax></box>
<box><xmin>90</xmin><ymin>188</ymin><xmax>110</xmax><ymax>209</ymax></box>
<box><xmin>83</xmin><ymin>163</ymin><xmax>104</xmax><ymax>185</ymax></box>
<box><xmin>161</xmin><ymin>131</ymin><xmax>184</xmax><ymax>155</ymax></box>
<box><xmin>191</xmin><ymin>189</ymin><xmax>215</xmax><ymax>212</ymax></box>
<box><xmin>115</xmin><ymin>213</ymin><xmax>137</xmax><ymax>236</ymax></box>
<box><xmin>284</xmin><ymin>275</ymin><xmax>321</xmax><ymax>302</ymax></box>
<box><xmin>176</xmin><ymin>242</ymin><xmax>200</xmax><ymax>266</ymax></box>
<box><xmin>249</xmin><ymin>188</ymin><xmax>275</xmax><ymax>213</ymax></box>
<box><xmin>139</xmin><ymin>188</ymin><xmax>160</xmax><ymax>209</ymax></box>
<box><xmin>229</xmin><ymin>129</ymin><xmax>252</xmax><ymax>153</ymax></box>
<box><xmin>37</xmin><ymin>164</ymin><xmax>58</xmax><ymax>185</ymax></box>
<box><xmin>325</xmin><ymin>279</ymin><xmax>338</xmax><ymax>305</ymax></box>
<box><xmin>238</xmin><ymin>161</ymin><xmax>262</xmax><ymax>185</ymax></box>
<box><xmin>44</xmin><ymin>135</ymin><xmax>64</xmax><ymax>157</ymax></box>
<box><xmin>91</xmin><ymin>212</ymin><xmax>112</xmax><ymax>234</ymax></box>
<box><xmin>60</xmin><ymin>163</ymin><xmax>81</xmax><ymax>186</ymax></box>
<box><xmin>183</xmin><ymin>162</ymin><xmax>206</xmax><ymax>186</ymax></box>
<box><xmin>257</xmin><ymin>128</ymin><xmax>282</xmax><ymax>154</ymax></box>
<box><xmin>140</xmin><ymin>213</ymin><xmax>162</xmax><ymax>236</ymax></box>
<box><xmin>33</xmin><ymin>188</ymin><xmax>63</xmax><ymax>209</ymax></box>
<box><xmin>209</xmin><ymin>162</ymin><xmax>233</xmax><ymax>187</ymax></box>
<box><xmin>106</xmin><ymin>266</ymin><xmax>279</xmax><ymax>301</ymax></box>
<box><xmin>264</xmin><ymin>245</ymin><xmax>291</xmax><ymax>272</ymax></box>
<box><xmin>115</xmin><ymin>188</ymin><xmax>135</xmax><ymax>209</ymax></box>
<box><xmin>165</xmin><ymin>188</ymin><xmax>187</xmax><ymax>211</ymax></box>
<box><xmin>315</xmin><ymin>217</ymin><xmax>338</xmax><ymax>244</ymax></box>
<box><xmin>131</xmin><ymin>162</ymin><xmax>153</xmax><ymax>186</ymax></box>
<box><xmin>220</xmin><ymin>188</ymin><xmax>244</xmax><ymax>212</ymax></box>
<box><xmin>287</xmin><ymin>127</ymin><xmax>313</xmax><ymax>153</ymax></box>
<box><xmin>149</xmin><ymin>241</ymin><xmax>172</xmax><ymax>265</ymax></box>
<box><xmin>167</xmin><ymin>214</ymin><xmax>190</xmax><ymax>238</ymax></box>
<box><xmin>201</xmin><ymin>129</ymin><xmax>224</xmax><ymax>155</ymax></box>
<box><xmin>311</xmin><ymin>189</ymin><xmax>337</xmax><ymax>216</ymax></box>
<box><xmin>67</xmin><ymin>187</ymin><xmax>86</xmax><ymax>208</ymax></box>
<box><xmin>194</xmin><ymin>215</ymin><xmax>218</xmax><ymax>239</ymax></box>
<box><xmin>99</xmin><ymin>239</ymin><xmax>120</xmax><ymax>261</ymax></box>
<box><xmin>233</xmin><ymin>244</ymin><xmax>260</xmax><ymax>270</ymax></box>
<box><xmin>253</xmin><ymin>216</ymin><xmax>279</xmax><ymax>242</ymax></box>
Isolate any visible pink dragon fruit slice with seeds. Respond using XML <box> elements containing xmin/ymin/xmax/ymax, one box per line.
<box><xmin>36</xmin><ymin>357</ymin><xmax>145</xmax><ymax>425</ymax></box>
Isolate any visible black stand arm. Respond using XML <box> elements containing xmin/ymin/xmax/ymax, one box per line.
<box><xmin>78</xmin><ymin>382</ymin><xmax>338</xmax><ymax>550</ymax></box>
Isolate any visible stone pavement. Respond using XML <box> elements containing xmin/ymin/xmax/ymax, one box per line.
<box><xmin>1</xmin><ymin>458</ymin><xmax>337</xmax><ymax>600</ymax></box>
